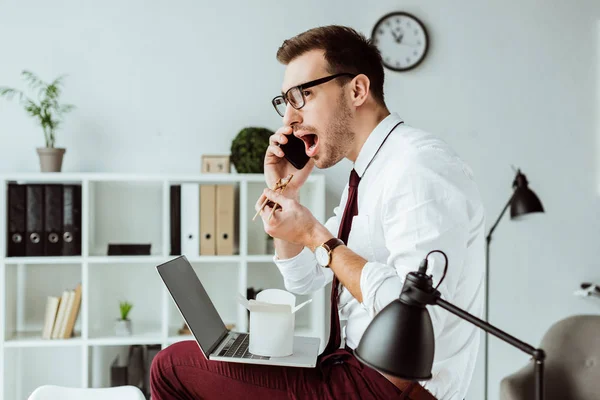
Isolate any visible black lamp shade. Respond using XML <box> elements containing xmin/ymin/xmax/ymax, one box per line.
<box><xmin>510</xmin><ymin>171</ymin><xmax>544</xmax><ymax>219</ymax></box>
<box><xmin>354</xmin><ymin>299</ymin><xmax>435</xmax><ymax>380</ymax></box>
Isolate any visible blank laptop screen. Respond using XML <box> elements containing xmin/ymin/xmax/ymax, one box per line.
<box><xmin>157</xmin><ymin>256</ymin><xmax>227</xmax><ymax>354</ymax></box>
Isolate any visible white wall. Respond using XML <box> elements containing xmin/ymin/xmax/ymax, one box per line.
<box><xmin>1</xmin><ymin>1</ymin><xmax>600</xmax><ymax>399</ymax></box>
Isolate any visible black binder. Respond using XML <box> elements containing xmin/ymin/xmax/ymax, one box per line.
<box><xmin>144</xmin><ymin>344</ymin><xmax>161</xmax><ymax>397</ymax></box>
<box><xmin>7</xmin><ymin>183</ymin><xmax>26</xmax><ymax>257</ymax></box>
<box><xmin>110</xmin><ymin>345</ymin><xmax>149</xmax><ymax>395</ymax></box>
<box><xmin>62</xmin><ymin>185</ymin><xmax>82</xmax><ymax>256</ymax></box>
<box><xmin>25</xmin><ymin>184</ymin><xmax>45</xmax><ymax>257</ymax></box>
<box><xmin>110</xmin><ymin>355</ymin><xmax>128</xmax><ymax>387</ymax></box>
<box><xmin>44</xmin><ymin>184</ymin><xmax>63</xmax><ymax>256</ymax></box>
<box><xmin>170</xmin><ymin>185</ymin><xmax>181</xmax><ymax>256</ymax></box>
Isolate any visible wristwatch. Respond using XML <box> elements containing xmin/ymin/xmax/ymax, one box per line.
<box><xmin>315</xmin><ymin>238</ymin><xmax>345</xmax><ymax>268</ymax></box>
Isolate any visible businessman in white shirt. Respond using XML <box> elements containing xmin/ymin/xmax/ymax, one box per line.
<box><xmin>256</xmin><ymin>26</ymin><xmax>486</xmax><ymax>400</ymax></box>
<box><xmin>151</xmin><ymin>25</ymin><xmax>485</xmax><ymax>400</ymax></box>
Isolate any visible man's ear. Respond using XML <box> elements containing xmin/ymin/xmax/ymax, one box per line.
<box><xmin>350</xmin><ymin>74</ymin><xmax>370</xmax><ymax>107</ymax></box>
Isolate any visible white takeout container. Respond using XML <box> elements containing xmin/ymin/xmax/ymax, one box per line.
<box><xmin>237</xmin><ymin>289</ymin><xmax>312</xmax><ymax>357</ymax></box>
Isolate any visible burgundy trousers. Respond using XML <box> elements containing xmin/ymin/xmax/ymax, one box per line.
<box><xmin>150</xmin><ymin>340</ymin><xmax>407</xmax><ymax>399</ymax></box>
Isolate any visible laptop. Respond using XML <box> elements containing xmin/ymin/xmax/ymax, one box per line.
<box><xmin>156</xmin><ymin>255</ymin><xmax>321</xmax><ymax>367</ymax></box>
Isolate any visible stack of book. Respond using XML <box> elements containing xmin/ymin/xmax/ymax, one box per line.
<box><xmin>42</xmin><ymin>283</ymin><xmax>82</xmax><ymax>339</ymax></box>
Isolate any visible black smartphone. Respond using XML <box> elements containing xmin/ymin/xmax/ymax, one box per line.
<box><xmin>279</xmin><ymin>133</ymin><xmax>310</xmax><ymax>170</ymax></box>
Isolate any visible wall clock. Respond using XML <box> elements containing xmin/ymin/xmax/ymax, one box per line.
<box><xmin>371</xmin><ymin>12</ymin><xmax>429</xmax><ymax>72</ymax></box>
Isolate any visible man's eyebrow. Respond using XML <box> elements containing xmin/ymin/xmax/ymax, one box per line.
<box><xmin>280</xmin><ymin>79</ymin><xmax>305</xmax><ymax>96</ymax></box>
<box><xmin>280</xmin><ymin>84</ymin><xmax>294</xmax><ymax>96</ymax></box>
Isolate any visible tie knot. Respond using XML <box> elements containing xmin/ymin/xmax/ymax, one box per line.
<box><xmin>349</xmin><ymin>169</ymin><xmax>360</xmax><ymax>187</ymax></box>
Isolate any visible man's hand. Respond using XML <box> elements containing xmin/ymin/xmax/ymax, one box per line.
<box><xmin>254</xmin><ymin>187</ymin><xmax>328</xmax><ymax>249</ymax></box>
<box><xmin>264</xmin><ymin>126</ymin><xmax>314</xmax><ymax>197</ymax></box>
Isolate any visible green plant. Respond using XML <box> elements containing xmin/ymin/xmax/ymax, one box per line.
<box><xmin>230</xmin><ymin>126</ymin><xmax>274</xmax><ymax>173</ymax></box>
<box><xmin>0</xmin><ymin>70</ymin><xmax>75</xmax><ymax>148</ymax></box>
<box><xmin>119</xmin><ymin>301</ymin><xmax>133</xmax><ymax>321</ymax></box>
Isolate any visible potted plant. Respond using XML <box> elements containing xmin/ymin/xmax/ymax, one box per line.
<box><xmin>230</xmin><ymin>126</ymin><xmax>274</xmax><ymax>173</ymax></box>
<box><xmin>0</xmin><ymin>70</ymin><xmax>75</xmax><ymax>172</ymax></box>
<box><xmin>115</xmin><ymin>301</ymin><xmax>133</xmax><ymax>336</ymax></box>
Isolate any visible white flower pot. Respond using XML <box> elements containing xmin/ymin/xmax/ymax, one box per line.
<box><xmin>115</xmin><ymin>319</ymin><xmax>132</xmax><ymax>336</ymax></box>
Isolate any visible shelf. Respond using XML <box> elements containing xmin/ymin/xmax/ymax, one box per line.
<box><xmin>0</xmin><ymin>172</ymin><xmax>327</xmax><ymax>399</ymax></box>
<box><xmin>4</xmin><ymin>331</ymin><xmax>83</xmax><ymax>348</ymax></box>
<box><xmin>2</xmin><ymin>173</ymin><xmax>84</xmax><ymax>184</ymax></box>
<box><xmin>1</xmin><ymin>172</ymin><xmax>325</xmax><ymax>184</ymax></box>
<box><xmin>2</xmin><ymin>256</ymin><xmax>83</xmax><ymax>265</ymax></box>
<box><xmin>87</xmin><ymin>256</ymin><xmax>166</xmax><ymax>264</ymax></box>
<box><xmin>88</xmin><ymin>327</ymin><xmax>163</xmax><ymax>346</ymax></box>
<box><xmin>0</xmin><ymin>256</ymin><xmax>252</xmax><ymax>264</ymax></box>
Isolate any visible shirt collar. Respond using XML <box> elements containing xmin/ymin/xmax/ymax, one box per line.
<box><xmin>353</xmin><ymin>112</ymin><xmax>404</xmax><ymax>178</ymax></box>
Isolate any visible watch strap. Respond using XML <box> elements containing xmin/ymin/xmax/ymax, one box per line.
<box><xmin>324</xmin><ymin>238</ymin><xmax>344</xmax><ymax>252</ymax></box>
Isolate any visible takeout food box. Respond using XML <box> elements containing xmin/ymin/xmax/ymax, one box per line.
<box><xmin>237</xmin><ymin>289</ymin><xmax>312</xmax><ymax>357</ymax></box>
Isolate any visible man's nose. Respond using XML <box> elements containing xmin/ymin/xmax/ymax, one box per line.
<box><xmin>282</xmin><ymin>103</ymin><xmax>302</xmax><ymax>127</ymax></box>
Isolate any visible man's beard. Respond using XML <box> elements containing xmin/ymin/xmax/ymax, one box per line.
<box><xmin>315</xmin><ymin>95</ymin><xmax>354</xmax><ymax>169</ymax></box>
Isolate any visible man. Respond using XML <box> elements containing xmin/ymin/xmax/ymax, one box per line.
<box><xmin>151</xmin><ymin>25</ymin><xmax>485</xmax><ymax>400</ymax></box>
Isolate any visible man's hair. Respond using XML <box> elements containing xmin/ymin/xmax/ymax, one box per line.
<box><xmin>276</xmin><ymin>25</ymin><xmax>386</xmax><ymax>105</ymax></box>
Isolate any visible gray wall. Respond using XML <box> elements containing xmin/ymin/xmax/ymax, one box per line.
<box><xmin>1</xmin><ymin>1</ymin><xmax>600</xmax><ymax>399</ymax></box>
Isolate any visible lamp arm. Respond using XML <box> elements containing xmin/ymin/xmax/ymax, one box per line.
<box><xmin>486</xmin><ymin>194</ymin><xmax>514</xmax><ymax>243</ymax></box>
<box><xmin>435</xmin><ymin>296</ymin><xmax>546</xmax><ymax>400</ymax></box>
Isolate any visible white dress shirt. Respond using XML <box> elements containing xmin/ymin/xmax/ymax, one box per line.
<box><xmin>273</xmin><ymin>112</ymin><xmax>486</xmax><ymax>400</ymax></box>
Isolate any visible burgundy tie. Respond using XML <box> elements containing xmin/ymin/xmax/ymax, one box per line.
<box><xmin>323</xmin><ymin>168</ymin><xmax>361</xmax><ymax>354</ymax></box>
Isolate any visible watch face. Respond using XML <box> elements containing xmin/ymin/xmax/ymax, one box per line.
<box><xmin>315</xmin><ymin>246</ymin><xmax>329</xmax><ymax>266</ymax></box>
<box><xmin>372</xmin><ymin>12</ymin><xmax>429</xmax><ymax>72</ymax></box>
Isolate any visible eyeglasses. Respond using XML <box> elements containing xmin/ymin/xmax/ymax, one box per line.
<box><xmin>271</xmin><ymin>73</ymin><xmax>356</xmax><ymax>117</ymax></box>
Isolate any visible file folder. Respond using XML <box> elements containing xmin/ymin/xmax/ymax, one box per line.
<box><xmin>7</xmin><ymin>183</ymin><xmax>26</xmax><ymax>257</ymax></box>
<box><xmin>170</xmin><ymin>185</ymin><xmax>181</xmax><ymax>256</ymax></box>
<box><xmin>180</xmin><ymin>183</ymin><xmax>200</xmax><ymax>256</ymax></box>
<box><xmin>62</xmin><ymin>185</ymin><xmax>82</xmax><ymax>256</ymax></box>
<box><xmin>199</xmin><ymin>185</ymin><xmax>216</xmax><ymax>256</ymax></box>
<box><xmin>44</xmin><ymin>184</ymin><xmax>63</xmax><ymax>256</ymax></box>
<box><xmin>215</xmin><ymin>184</ymin><xmax>236</xmax><ymax>255</ymax></box>
<box><xmin>25</xmin><ymin>184</ymin><xmax>45</xmax><ymax>256</ymax></box>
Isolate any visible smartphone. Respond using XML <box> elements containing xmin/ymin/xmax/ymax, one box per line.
<box><xmin>279</xmin><ymin>133</ymin><xmax>310</xmax><ymax>170</ymax></box>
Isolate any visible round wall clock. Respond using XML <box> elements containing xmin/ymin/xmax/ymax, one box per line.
<box><xmin>371</xmin><ymin>12</ymin><xmax>429</xmax><ymax>72</ymax></box>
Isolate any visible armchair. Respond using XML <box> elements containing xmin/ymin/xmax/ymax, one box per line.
<box><xmin>500</xmin><ymin>315</ymin><xmax>600</xmax><ymax>400</ymax></box>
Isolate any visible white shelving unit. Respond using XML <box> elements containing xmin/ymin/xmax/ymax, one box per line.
<box><xmin>0</xmin><ymin>172</ymin><xmax>327</xmax><ymax>400</ymax></box>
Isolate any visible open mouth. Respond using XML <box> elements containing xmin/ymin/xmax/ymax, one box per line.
<box><xmin>299</xmin><ymin>134</ymin><xmax>319</xmax><ymax>156</ymax></box>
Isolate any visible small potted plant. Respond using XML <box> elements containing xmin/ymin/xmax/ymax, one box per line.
<box><xmin>115</xmin><ymin>301</ymin><xmax>133</xmax><ymax>336</ymax></box>
<box><xmin>0</xmin><ymin>70</ymin><xmax>75</xmax><ymax>172</ymax></box>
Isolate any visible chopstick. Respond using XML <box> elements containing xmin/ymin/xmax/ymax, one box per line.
<box><xmin>252</xmin><ymin>181</ymin><xmax>283</xmax><ymax>221</ymax></box>
<box><xmin>252</xmin><ymin>174</ymin><xmax>293</xmax><ymax>221</ymax></box>
<box><xmin>268</xmin><ymin>182</ymin><xmax>289</xmax><ymax>221</ymax></box>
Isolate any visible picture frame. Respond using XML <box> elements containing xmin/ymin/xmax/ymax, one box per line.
<box><xmin>202</xmin><ymin>155</ymin><xmax>231</xmax><ymax>173</ymax></box>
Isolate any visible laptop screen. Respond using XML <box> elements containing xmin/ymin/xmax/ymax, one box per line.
<box><xmin>156</xmin><ymin>256</ymin><xmax>228</xmax><ymax>355</ymax></box>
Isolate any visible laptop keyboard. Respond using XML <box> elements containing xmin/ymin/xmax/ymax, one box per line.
<box><xmin>218</xmin><ymin>333</ymin><xmax>270</xmax><ymax>360</ymax></box>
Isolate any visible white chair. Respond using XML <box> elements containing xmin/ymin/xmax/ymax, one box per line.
<box><xmin>27</xmin><ymin>385</ymin><xmax>146</xmax><ymax>400</ymax></box>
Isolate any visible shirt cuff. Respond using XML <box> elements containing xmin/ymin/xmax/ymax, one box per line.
<box><xmin>273</xmin><ymin>246</ymin><xmax>316</xmax><ymax>279</ymax></box>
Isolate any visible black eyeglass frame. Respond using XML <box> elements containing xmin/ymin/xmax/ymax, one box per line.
<box><xmin>271</xmin><ymin>72</ymin><xmax>357</xmax><ymax>117</ymax></box>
